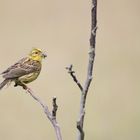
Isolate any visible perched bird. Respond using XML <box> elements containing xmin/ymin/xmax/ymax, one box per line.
<box><xmin>0</xmin><ymin>48</ymin><xmax>47</xmax><ymax>90</ymax></box>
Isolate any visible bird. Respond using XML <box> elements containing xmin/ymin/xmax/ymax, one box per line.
<box><xmin>0</xmin><ymin>48</ymin><xmax>47</xmax><ymax>90</ymax></box>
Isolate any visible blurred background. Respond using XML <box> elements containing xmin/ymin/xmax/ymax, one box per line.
<box><xmin>0</xmin><ymin>0</ymin><xmax>140</xmax><ymax>140</ymax></box>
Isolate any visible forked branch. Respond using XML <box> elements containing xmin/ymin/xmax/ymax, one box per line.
<box><xmin>19</xmin><ymin>84</ymin><xmax>62</xmax><ymax>140</ymax></box>
<box><xmin>66</xmin><ymin>0</ymin><xmax>97</xmax><ymax>140</ymax></box>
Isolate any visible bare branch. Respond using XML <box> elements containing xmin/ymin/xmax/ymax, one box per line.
<box><xmin>18</xmin><ymin>84</ymin><xmax>62</xmax><ymax>140</ymax></box>
<box><xmin>52</xmin><ymin>96</ymin><xmax>58</xmax><ymax>119</ymax></box>
<box><xmin>77</xmin><ymin>109</ymin><xmax>85</xmax><ymax>139</ymax></box>
<box><xmin>77</xmin><ymin>1</ymin><xmax>97</xmax><ymax>140</ymax></box>
<box><xmin>66</xmin><ymin>64</ymin><xmax>83</xmax><ymax>92</ymax></box>
<box><xmin>66</xmin><ymin>0</ymin><xmax>97</xmax><ymax>140</ymax></box>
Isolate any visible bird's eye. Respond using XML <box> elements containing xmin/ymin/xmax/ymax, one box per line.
<box><xmin>35</xmin><ymin>52</ymin><xmax>38</xmax><ymax>54</ymax></box>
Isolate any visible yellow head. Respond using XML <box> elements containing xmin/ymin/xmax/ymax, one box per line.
<box><xmin>29</xmin><ymin>48</ymin><xmax>47</xmax><ymax>61</ymax></box>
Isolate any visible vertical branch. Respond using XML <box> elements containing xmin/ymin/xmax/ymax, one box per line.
<box><xmin>77</xmin><ymin>0</ymin><xmax>97</xmax><ymax>140</ymax></box>
<box><xmin>67</xmin><ymin>0</ymin><xmax>97</xmax><ymax>140</ymax></box>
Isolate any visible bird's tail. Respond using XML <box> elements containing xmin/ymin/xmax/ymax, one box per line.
<box><xmin>0</xmin><ymin>79</ymin><xmax>9</xmax><ymax>90</ymax></box>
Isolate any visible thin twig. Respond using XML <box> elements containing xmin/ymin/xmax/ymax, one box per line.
<box><xmin>19</xmin><ymin>84</ymin><xmax>62</xmax><ymax>140</ymax></box>
<box><xmin>66</xmin><ymin>64</ymin><xmax>83</xmax><ymax>92</ymax></box>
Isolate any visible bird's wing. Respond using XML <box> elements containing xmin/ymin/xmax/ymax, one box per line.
<box><xmin>1</xmin><ymin>57</ymin><xmax>28</xmax><ymax>74</ymax></box>
<box><xmin>2</xmin><ymin>57</ymin><xmax>41</xmax><ymax>79</ymax></box>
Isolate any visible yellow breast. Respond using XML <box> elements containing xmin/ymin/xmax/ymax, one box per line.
<box><xmin>18</xmin><ymin>72</ymin><xmax>40</xmax><ymax>84</ymax></box>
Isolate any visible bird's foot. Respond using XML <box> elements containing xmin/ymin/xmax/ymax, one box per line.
<box><xmin>14</xmin><ymin>81</ymin><xmax>27</xmax><ymax>90</ymax></box>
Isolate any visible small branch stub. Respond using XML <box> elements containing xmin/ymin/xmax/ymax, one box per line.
<box><xmin>52</xmin><ymin>97</ymin><xmax>58</xmax><ymax>119</ymax></box>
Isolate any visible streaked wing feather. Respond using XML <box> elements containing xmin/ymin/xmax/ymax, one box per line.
<box><xmin>1</xmin><ymin>57</ymin><xmax>28</xmax><ymax>74</ymax></box>
<box><xmin>3</xmin><ymin>67</ymin><xmax>33</xmax><ymax>79</ymax></box>
<box><xmin>2</xmin><ymin>57</ymin><xmax>41</xmax><ymax>79</ymax></box>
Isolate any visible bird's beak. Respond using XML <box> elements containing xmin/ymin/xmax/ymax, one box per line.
<box><xmin>42</xmin><ymin>53</ymin><xmax>47</xmax><ymax>58</ymax></box>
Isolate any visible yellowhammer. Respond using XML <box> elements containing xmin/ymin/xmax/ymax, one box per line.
<box><xmin>0</xmin><ymin>48</ymin><xmax>47</xmax><ymax>90</ymax></box>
